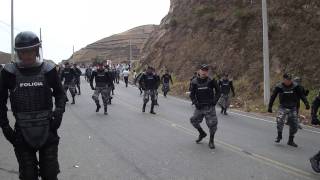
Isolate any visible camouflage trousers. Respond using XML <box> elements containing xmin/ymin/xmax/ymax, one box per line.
<box><xmin>190</xmin><ymin>106</ymin><xmax>218</xmax><ymax>135</ymax></box>
<box><xmin>63</xmin><ymin>82</ymin><xmax>76</xmax><ymax>97</ymax></box>
<box><xmin>218</xmin><ymin>94</ymin><xmax>231</xmax><ymax>109</ymax></box>
<box><xmin>143</xmin><ymin>90</ymin><xmax>156</xmax><ymax>104</ymax></box>
<box><xmin>92</xmin><ymin>87</ymin><xmax>110</xmax><ymax>107</ymax></box>
<box><xmin>162</xmin><ymin>83</ymin><xmax>170</xmax><ymax>93</ymax></box>
<box><xmin>276</xmin><ymin>107</ymin><xmax>299</xmax><ymax>136</ymax></box>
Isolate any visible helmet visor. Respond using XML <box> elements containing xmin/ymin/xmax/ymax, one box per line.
<box><xmin>15</xmin><ymin>45</ymin><xmax>43</xmax><ymax>68</ymax></box>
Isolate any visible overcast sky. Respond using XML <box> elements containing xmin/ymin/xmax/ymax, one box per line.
<box><xmin>0</xmin><ymin>0</ymin><xmax>170</xmax><ymax>63</ymax></box>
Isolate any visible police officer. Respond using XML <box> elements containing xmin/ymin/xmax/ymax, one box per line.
<box><xmin>85</xmin><ymin>66</ymin><xmax>92</xmax><ymax>82</ymax></box>
<box><xmin>0</xmin><ymin>31</ymin><xmax>66</xmax><ymax>180</ymax></box>
<box><xmin>309</xmin><ymin>91</ymin><xmax>320</xmax><ymax>172</ymax></box>
<box><xmin>139</xmin><ymin>66</ymin><xmax>158</xmax><ymax>114</ymax></box>
<box><xmin>90</xmin><ymin>63</ymin><xmax>113</xmax><ymax>115</ymax></box>
<box><xmin>61</xmin><ymin>62</ymin><xmax>77</xmax><ymax>104</ymax></box>
<box><xmin>73</xmin><ymin>64</ymin><xmax>82</xmax><ymax>95</ymax></box>
<box><xmin>189</xmin><ymin>64</ymin><xmax>221</xmax><ymax>149</ymax></box>
<box><xmin>105</xmin><ymin>65</ymin><xmax>114</xmax><ymax>104</ymax></box>
<box><xmin>218</xmin><ymin>73</ymin><xmax>235</xmax><ymax>115</ymax></box>
<box><xmin>161</xmin><ymin>70</ymin><xmax>173</xmax><ymax>97</ymax></box>
<box><xmin>268</xmin><ymin>73</ymin><xmax>310</xmax><ymax>147</ymax></box>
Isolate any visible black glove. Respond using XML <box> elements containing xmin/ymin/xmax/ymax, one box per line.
<box><xmin>268</xmin><ymin>107</ymin><xmax>273</xmax><ymax>113</ymax></box>
<box><xmin>51</xmin><ymin>108</ymin><xmax>64</xmax><ymax>130</ymax></box>
<box><xmin>195</xmin><ymin>103</ymin><xmax>201</xmax><ymax>110</ymax></box>
<box><xmin>306</xmin><ymin>104</ymin><xmax>310</xmax><ymax>110</ymax></box>
<box><xmin>1</xmin><ymin>125</ymin><xmax>15</xmax><ymax>145</ymax></box>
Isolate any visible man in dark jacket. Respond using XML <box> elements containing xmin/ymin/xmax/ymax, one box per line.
<box><xmin>310</xmin><ymin>90</ymin><xmax>320</xmax><ymax>173</ymax></box>
<box><xmin>218</xmin><ymin>73</ymin><xmax>235</xmax><ymax>115</ymax></box>
<box><xmin>61</xmin><ymin>62</ymin><xmax>77</xmax><ymax>104</ymax></box>
<box><xmin>90</xmin><ymin>63</ymin><xmax>114</xmax><ymax>115</ymax></box>
<box><xmin>0</xmin><ymin>31</ymin><xmax>66</xmax><ymax>180</ymax></box>
<box><xmin>73</xmin><ymin>64</ymin><xmax>82</xmax><ymax>95</ymax></box>
<box><xmin>139</xmin><ymin>66</ymin><xmax>159</xmax><ymax>114</ymax></box>
<box><xmin>189</xmin><ymin>64</ymin><xmax>221</xmax><ymax>149</ymax></box>
<box><xmin>268</xmin><ymin>73</ymin><xmax>310</xmax><ymax>147</ymax></box>
<box><xmin>161</xmin><ymin>70</ymin><xmax>173</xmax><ymax>97</ymax></box>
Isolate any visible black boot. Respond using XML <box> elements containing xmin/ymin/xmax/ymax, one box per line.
<box><xmin>209</xmin><ymin>134</ymin><xmax>215</xmax><ymax>149</ymax></box>
<box><xmin>287</xmin><ymin>136</ymin><xmax>298</xmax><ymax>147</ymax></box>
<box><xmin>71</xmin><ymin>97</ymin><xmax>75</xmax><ymax>104</ymax></box>
<box><xmin>150</xmin><ymin>104</ymin><xmax>156</xmax><ymax>114</ymax></box>
<box><xmin>142</xmin><ymin>103</ymin><xmax>146</xmax><ymax>113</ymax></box>
<box><xmin>223</xmin><ymin>108</ymin><xmax>228</xmax><ymax>115</ymax></box>
<box><xmin>220</xmin><ymin>108</ymin><xmax>224</xmax><ymax>114</ymax></box>
<box><xmin>310</xmin><ymin>151</ymin><xmax>320</xmax><ymax>173</ymax></box>
<box><xmin>96</xmin><ymin>103</ymin><xmax>101</xmax><ymax>112</ymax></box>
<box><xmin>196</xmin><ymin>127</ymin><xmax>207</xmax><ymax>143</ymax></box>
<box><xmin>104</xmin><ymin>107</ymin><xmax>108</xmax><ymax>115</ymax></box>
<box><xmin>275</xmin><ymin>131</ymin><xmax>282</xmax><ymax>143</ymax></box>
<box><xmin>108</xmin><ymin>97</ymin><xmax>112</xmax><ymax>105</ymax></box>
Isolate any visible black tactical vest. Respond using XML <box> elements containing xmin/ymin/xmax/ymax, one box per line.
<box><xmin>195</xmin><ymin>78</ymin><xmax>214</xmax><ymax>106</ymax></box>
<box><xmin>5</xmin><ymin>62</ymin><xmax>54</xmax><ymax>148</ymax></box>
<box><xmin>220</xmin><ymin>79</ymin><xmax>231</xmax><ymax>94</ymax></box>
<box><xmin>62</xmin><ymin>68</ymin><xmax>75</xmax><ymax>84</ymax></box>
<box><xmin>144</xmin><ymin>73</ymin><xmax>157</xmax><ymax>90</ymax></box>
<box><xmin>95</xmin><ymin>70</ymin><xmax>108</xmax><ymax>87</ymax></box>
<box><xmin>278</xmin><ymin>83</ymin><xmax>299</xmax><ymax>108</ymax></box>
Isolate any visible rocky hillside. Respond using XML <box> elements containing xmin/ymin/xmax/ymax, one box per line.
<box><xmin>140</xmin><ymin>0</ymin><xmax>320</xmax><ymax>105</ymax></box>
<box><xmin>71</xmin><ymin>25</ymin><xmax>157</xmax><ymax>64</ymax></box>
<box><xmin>0</xmin><ymin>51</ymin><xmax>10</xmax><ymax>64</ymax></box>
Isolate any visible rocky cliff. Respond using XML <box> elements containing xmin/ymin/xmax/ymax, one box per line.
<box><xmin>140</xmin><ymin>0</ymin><xmax>320</xmax><ymax>103</ymax></box>
<box><xmin>0</xmin><ymin>51</ymin><xmax>10</xmax><ymax>64</ymax></box>
<box><xmin>71</xmin><ymin>25</ymin><xmax>157</xmax><ymax>64</ymax></box>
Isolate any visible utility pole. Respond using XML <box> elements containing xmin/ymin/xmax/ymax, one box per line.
<box><xmin>40</xmin><ymin>28</ymin><xmax>42</xmax><ymax>41</ymax></box>
<box><xmin>129</xmin><ymin>39</ymin><xmax>132</xmax><ymax>65</ymax></box>
<box><xmin>11</xmin><ymin>0</ymin><xmax>14</xmax><ymax>62</ymax></box>
<box><xmin>262</xmin><ymin>0</ymin><xmax>270</xmax><ymax>105</ymax></box>
<box><xmin>72</xmin><ymin>45</ymin><xmax>74</xmax><ymax>63</ymax></box>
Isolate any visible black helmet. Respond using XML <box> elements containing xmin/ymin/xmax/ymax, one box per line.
<box><xmin>200</xmin><ymin>64</ymin><xmax>209</xmax><ymax>71</ymax></box>
<box><xmin>283</xmin><ymin>73</ymin><xmax>292</xmax><ymax>80</ymax></box>
<box><xmin>14</xmin><ymin>31</ymin><xmax>43</xmax><ymax>68</ymax></box>
<box><xmin>15</xmin><ymin>31</ymin><xmax>41</xmax><ymax>50</ymax></box>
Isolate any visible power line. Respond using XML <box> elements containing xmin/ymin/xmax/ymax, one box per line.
<box><xmin>0</xmin><ymin>20</ymin><xmax>21</xmax><ymax>31</ymax></box>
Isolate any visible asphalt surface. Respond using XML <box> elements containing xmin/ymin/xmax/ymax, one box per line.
<box><xmin>0</xmin><ymin>78</ymin><xmax>320</xmax><ymax>180</ymax></box>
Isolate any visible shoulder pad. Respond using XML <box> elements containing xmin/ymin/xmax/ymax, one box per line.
<box><xmin>42</xmin><ymin>61</ymin><xmax>56</xmax><ymax>73</ymax></box>
<box><xmin>191</xmin><ymin>78</ymin><xmax>198</xmax><ymax>84</ymax></box>
<box><xmin>3</xmin><ymin>63</ymin><xmax>17</xmax><ymax>74</ymax></box>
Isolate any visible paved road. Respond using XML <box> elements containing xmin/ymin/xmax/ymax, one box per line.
<box><xmin>0</xmin><ymin>78</ymin><xmax>319</xmax><ymax>180</ymax></box>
